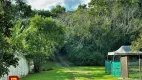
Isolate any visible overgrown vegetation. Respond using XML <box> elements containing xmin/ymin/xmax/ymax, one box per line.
<box><xmin>1</xmin><ymin>0</ymin><xmax>142</xmax><ymax>78</ymax></box>
<box><xmin>58</xmin><ymin>0</ymin><xmax>142</xmax><ymax>66</ymax></box>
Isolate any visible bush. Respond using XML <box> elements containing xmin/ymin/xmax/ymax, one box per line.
<box><xmin>67</xmin><ymin>47</ymin><xmax>105</xmax><ymax>66</ymax></box>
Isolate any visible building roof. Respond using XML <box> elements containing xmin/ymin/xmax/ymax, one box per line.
<box><xmin>108</xmin><ymin>46</ymin><xmax>142</xmax><ymax>56</ymax></box>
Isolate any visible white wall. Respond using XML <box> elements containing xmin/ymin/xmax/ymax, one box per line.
<box><xmin>0</xmin><ymin>55</ymin><xmax>29</xmax><ymax>80</ymax></box>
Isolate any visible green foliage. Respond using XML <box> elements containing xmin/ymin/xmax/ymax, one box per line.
<box><xmin>10</xmin><ymin>15</ymin><xmax>65</xmax><ymax>54</ymax></box>
<box><xmin>11</xmin><ymin>0</ymin><xmax>33</xmax><ymax>19</ymax></box>
<box><xmin>68</xmin><ymin>48</ymin><xmax>105</xmax><ymax>66</ymax></box>
<box><xmin>58</xmin><ymin>10</ymin><xmax>105</xmax><ymax>65</ymax></box>
<box><xmin>58</xmin><ymin>0</ymin><xmax>142</xmax><ymax>66</ymax></box>
<box><xmin>51</xmin><ymin>5</ymin><xmax>65</xmax><ymax>17</ymax></box>
<box><xmin>26</xmin><ymin>15</ymin><xmax>65</xmax><ymax>54</ymax></box>
<box><xmin>0</xmin><ymin>0</ymin><xmax>21</xmax><ymax>77</ymax></box>
<box><xmin>76</xmin><ymin>4</ymin><xmax>87</xmax><ymax>11</ymax></box>
<box><xmin>9</xmin><ymin>21</ymin><xmax>30</xmax><ymax>52</ymax></box>
<box><xmin>33</xmin><ymin>10</ymin><xmax>52</xmax><ymax>17</ymax></box>
<box><xmin>131</xmin><ymin>33</ymin><xmax>142</xmax><ymax>51</ymax></box>
<box><xmin>25</xmin><ymin>53</ymin><xmax>47</xmax><ymax>73</ymax></box>
<box><xmin>27</xmin><ymin>15</ymin><xmax>65</xmax><ymax>73</ymax></box>
<box><xmin>1</xmin><ymin>0</ymin><xmax>142</xmax><ymax>77</ymax></box>
<box><xmin>32</xmin><ymin>5</ymin><xmax>65</xmax><ymax>18</ymax></box>
<box><xmin>10</xmin><ymin>15</ymin><xmax>66</xmax><ymax>73</ymax></box>
<box><xmin>0</xmin><ymin>52</ymin><xmax>19</xmax><ymax>78</ymax></box>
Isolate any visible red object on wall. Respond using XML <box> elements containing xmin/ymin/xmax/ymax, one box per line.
<box><xmin>9</xmin><ymin>76</ymin><xmax>19</xmax><ymax>80</ymax></box>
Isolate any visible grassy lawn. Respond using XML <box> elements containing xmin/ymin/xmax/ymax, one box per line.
<box><xmin>21</xmin><ymin>61</ymin><xmax>118</xmax><ymax>80</ymax></box>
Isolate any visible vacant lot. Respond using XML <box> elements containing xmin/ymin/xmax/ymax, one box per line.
<box><xmin>21</xmin><ymin>61</ymin><xmax>117</xmax><ymax>80</ymax></box>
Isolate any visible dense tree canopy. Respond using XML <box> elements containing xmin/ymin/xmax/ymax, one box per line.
<box><xmin>51</xmin><ymin>5</ymin><xmax>66</xmax><ymax>17</ymax></box>
<box><xmin>0</xmin><ymin>0</ymin><xmax>35</xmax><ymax>77</ymax></box>
<box><xmin>0</xmin><ymin>0</ymin><xmax>23</xmax><ymax>77</ymax></box>
<box><xmin>1</xmin><ymin>0</ymin><xmax>142</xmax><ymax>77</ymax></box>
<box><xmin>34</xmin><ymin>10</ymin><xmax>52</xmax><ymax>17</ymax></box>
<box><xmin>57</xmin><ymin>0</ymin><xmax>142</xmax><ymax>66</ymax></box>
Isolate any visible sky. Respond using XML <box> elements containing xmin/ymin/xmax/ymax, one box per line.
<box><xmin>27</xmin><ymin>0</ymin><xmax>91</xmax><ymax>11</ymax></box>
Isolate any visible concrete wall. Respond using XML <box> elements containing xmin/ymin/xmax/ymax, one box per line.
<box><xmin>0</xmin><ymin>55</ymin><xmax>29</xmax><ymax>80</ymax></box>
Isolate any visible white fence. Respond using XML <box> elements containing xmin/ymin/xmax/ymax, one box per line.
<box><xmin>0</xmin><ymin>55</ymin><xmax>29</xmax><ymax>80</ymax></box>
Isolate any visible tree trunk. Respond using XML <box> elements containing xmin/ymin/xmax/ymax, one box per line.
<box><xmin>33</xmin><ymin>61</ymin><xmax>40</xmax><ymax>73</ymax></box>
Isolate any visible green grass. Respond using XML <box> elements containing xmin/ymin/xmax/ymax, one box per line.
<box><xmin>21</xmin><ymin>61</ymin><xmax>118</xmax><ymax>80</ymax></box>
<box><xmin>129</xmin><ymin>66</ymin><xmax>140</xmax><ymax>79</ymax></box>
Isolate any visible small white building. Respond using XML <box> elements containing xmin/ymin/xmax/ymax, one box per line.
<box><xmin>0</xmin><ymin>54</ymin><xmax>31</xmax><ymax>80</ymax></box>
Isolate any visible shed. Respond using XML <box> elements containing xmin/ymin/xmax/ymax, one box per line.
<box><xmin>107</xmin><ymin>46</ymin><xmax>142</xmax><ymax>79</ymax></box>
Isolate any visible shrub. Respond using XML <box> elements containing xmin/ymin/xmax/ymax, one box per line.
<box><xmin>67</xmin><ymin>47</ymin><xmax>105</xmax><ymax>66</ymax></box>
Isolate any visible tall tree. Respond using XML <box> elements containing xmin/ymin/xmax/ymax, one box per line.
<box><xmin>13</xmin><ymin>0</ymin><xmax>33</xmax><ymax>19</ymax></box>
<box><xmin>76</xmin><ymin>4</ymin><xmax>87</xmax><ymax>11</ymax></box>
<box><xmin>0</xmin><ymin>0</ymin><xmax>19</xmax><ymax>77</ymax></box>
<box><xmin>51</xmin><ymin>5</ymin><xmax>65</xmax><ymax>17</ymax></box>
<box><xmin>0</xmin><ymin>0</ymin><xmax>33</xmax><ymax>77</ymax></box>
<box><xmin>10</xmin><ymin>15</ymin><xmax>66</xmax><ymax>73</ymax></box>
